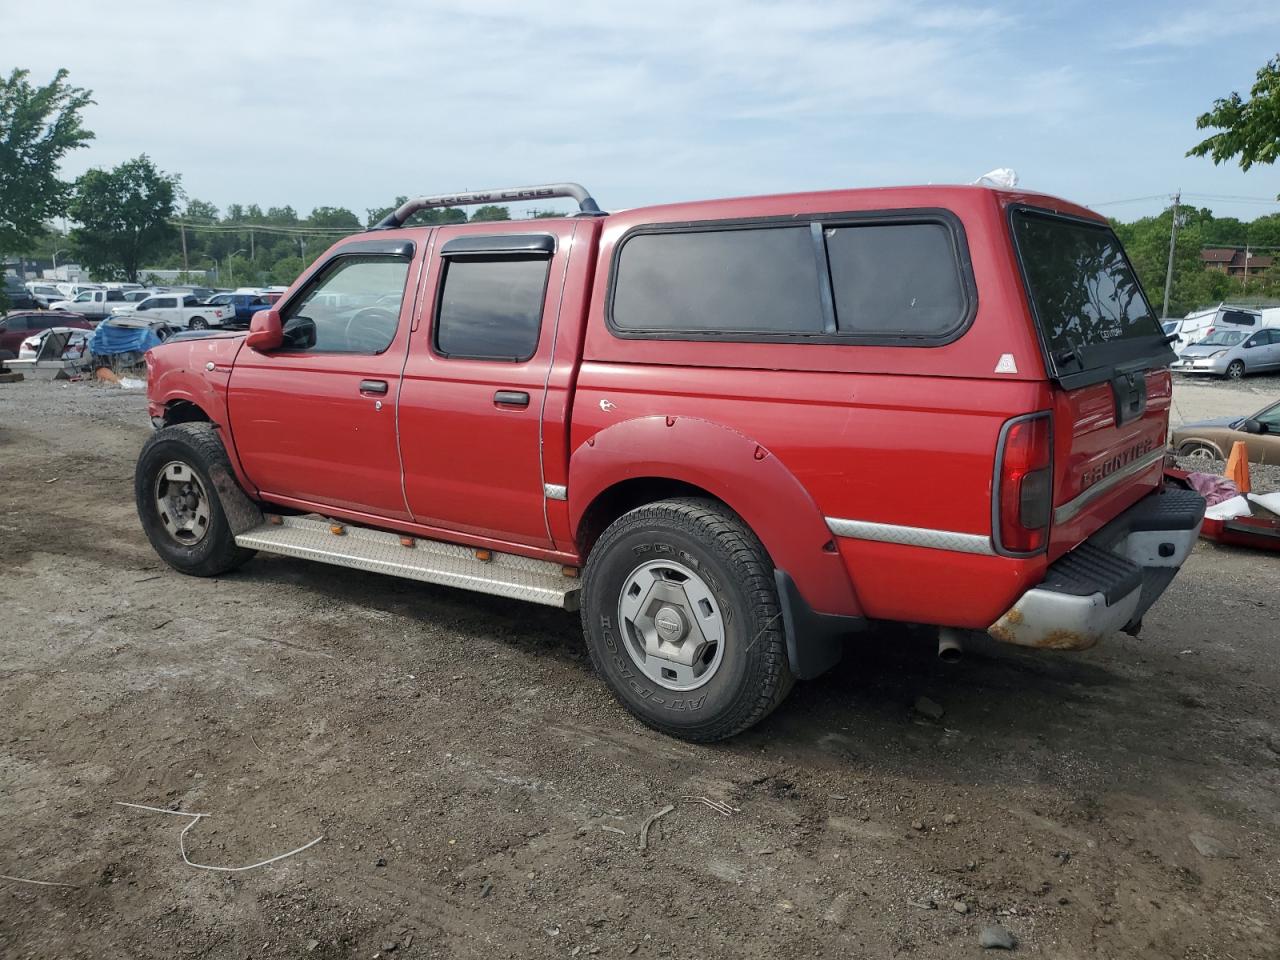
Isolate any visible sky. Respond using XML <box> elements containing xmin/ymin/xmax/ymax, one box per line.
<box><xmin>8</xmin><ymin>0</ymin><xmax>1280</xmax><ymax>224</ymax></box>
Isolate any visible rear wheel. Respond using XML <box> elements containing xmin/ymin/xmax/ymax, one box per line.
<box><xmin>581</xmin><ymin>498</ymin><xmax>793</xmax><ymax>742</ymax></box>
<box><xmin>135</xmin><ymin>423</ymin><xmax>255</xmax><ymax>577</ymax></box>
<box><xmin>188</xmin><ymin>316</ymin><xmax>208</xmax><ymax>330</ymax></box>
<box><xmin>1226</xmin><ymin>359</ymin><xmax>1245</xmax><ymax>380</ymax></box>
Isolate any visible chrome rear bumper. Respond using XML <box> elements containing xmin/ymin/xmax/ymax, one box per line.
<box><xmin>988</xmin><ymin>486</ymin><xmax>1205</xmax><ymax>651</ymax></box>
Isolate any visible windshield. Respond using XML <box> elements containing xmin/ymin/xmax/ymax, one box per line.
<box><xmin>1200</xmin><ymin>330</ymin><xmax>1245</xmax><ymax>346</ymax></box>
<box><xmin>1012</xmin><ymin>209</ymin><xmax>1167</xmax><ymax>376</ymax></box>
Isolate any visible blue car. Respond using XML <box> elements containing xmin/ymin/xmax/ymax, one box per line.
<box><xmin>204</xmin><ymin>292</ymin><xmax>271</xmax><ymax>325</ymax></box>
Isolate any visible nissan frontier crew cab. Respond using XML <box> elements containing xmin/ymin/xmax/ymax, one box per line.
<box><xmin>135</xmin><ymin>181</ymin><xmax>1205</xmax><ymax>742</ymax></box>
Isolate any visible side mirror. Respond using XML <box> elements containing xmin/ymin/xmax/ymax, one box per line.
<box><xmin>246</xmin><ymin>308</ymin><xmax>283</xmax><ymax>350</ymax></box>
<box><xmin>281</xmin><ymin>316</ymin><xmax>317</xmax><ymax>350</ymax></box>
<box><xmin>1240</xmin><ymin>418</ymin><xmax>1264</xmax><ymax>435</ymax></box>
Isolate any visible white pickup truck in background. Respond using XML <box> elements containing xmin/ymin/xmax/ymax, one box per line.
<box><xmin>111</xmin><ymin>293</ymin><xmax>235</xmax><ymax>330</ymax></box>
<box><xmin>50</xmin><ymin>287</ymin><xmax>130</xmax><ymax>320</ymax></box>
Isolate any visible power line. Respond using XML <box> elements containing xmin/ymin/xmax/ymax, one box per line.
<box><xmin>169</xmin><ymin>219</ymin><xmax>364</xmax><ymax>237</ymax></box>
<box><xmin>1089</xmin><ymin>194</ymin><xmax>1174</xmax><ymax>207</ymax></box>
<box><xmin>1182</xmin><ymin>193</ymin><xmax>1280</xmax><ymax>205</ymax></box>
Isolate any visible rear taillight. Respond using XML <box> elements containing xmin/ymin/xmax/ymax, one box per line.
<box><xmin>996</xmin><ymin>413</ymin><xmax>1053</xmax><ymax>555</ymax></box>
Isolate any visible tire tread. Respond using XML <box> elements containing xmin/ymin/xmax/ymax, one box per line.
<box><xmin>581</xmin><ymin>497</ymin><xmax>793</xmax><ymax>742</ymax></box>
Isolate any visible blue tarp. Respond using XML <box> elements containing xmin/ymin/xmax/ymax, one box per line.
<box><xmin>90</xmin><ymin>323</ymin><xmax>163</xmax><ymax>356</ymax></box>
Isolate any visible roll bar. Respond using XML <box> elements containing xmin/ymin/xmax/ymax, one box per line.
<box><xmin>372</xmin><ymin>182</ymin><xmax>603</xmax><ymax>229</ymax></box>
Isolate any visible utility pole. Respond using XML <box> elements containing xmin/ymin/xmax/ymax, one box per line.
<box><xmin>249</xmin><ymin>229</ymin><xmax>255</xmax><ymax>261</ymax></box>
<box><xmin>1161</xmin><ymin>190</ymin><xmax>1180</xmax><ymax>319</ymax></box>
<box><xmin>180</xmin><ymin>223</ymin><xmax>189</xmax><ymax>273</ymax></box>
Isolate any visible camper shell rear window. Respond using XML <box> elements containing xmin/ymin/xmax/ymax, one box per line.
<box><xmin>1009</xmin><ymin>206</ymin><xmax>1174</xmax><ymax>384</ymax></box>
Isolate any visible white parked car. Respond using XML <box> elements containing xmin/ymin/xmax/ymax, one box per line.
<box><xmin>111</xmin><ymin>293</ymin><xmax>235</xmax><ymax>330</ymax></box>
<box><xmin>1169</xmin><ymin>304</ymin><xmax>1264</xmax><ymax>347</ymax></box>
<box><xmin>55</xmin><ymin>282</ymin><xmax>101</xmax><ymax>300</ymax></box>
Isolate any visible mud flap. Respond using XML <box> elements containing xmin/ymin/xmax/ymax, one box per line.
<box><xmin>208</xmin><ymin>463</ymin><xmax>263</xmax><ymax>536</ymax></box>
<box><xmin>774</xmin><ymin>569</ymin><xmax>864</xmax><ymax>680</ymax></box>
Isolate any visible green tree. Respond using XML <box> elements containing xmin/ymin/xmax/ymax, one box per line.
<box><xmin>1188</xmin><ymin>54</ymin><xmax>1280</xmax><ymax>172</ymax></box>
<box><xmin>184</xmin><ymin>198</ymin><xmax>219</xmax><ymax>222</ymax></box>
<box><xmin>0</xmin><ymin>68</ymin><xmax>94</xmax><ymax>256</ymax></box>
<box><xmin>366</xmin><ymin>196</ymin><xmax>409</xmax><ymax>227</ymax></box>
<box><xmin>68</xmin><ymin>155</ymin><xmax>181</xmax><ymax>282</ymax></box>
<box><xmin>1247</xmin><ymin>213</ymin><xmax>1280</xmax><ymax>248</ymax></box>
<box><xmin>269</xmin><ymin>255</ymin><xmax>306</xmax><ymax>286</ymax></box>
<box><xmin>265</xmin><ymin>205</ymin><xmax>297</xmax><ymax>225</ymax></box>
<box><xmin>307</xmin><ymin>206</ymin><xmax>361</xmax><ymax>230</ymax></box>
<box><xmin>470</xmin><ymin>205</ymin><xmax>511</xmax><ymax>222</ymax></box>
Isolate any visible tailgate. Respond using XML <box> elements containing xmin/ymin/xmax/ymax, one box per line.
<box><xmin>1008</xmin><ymin>205</ymin><xmax>1177</xmax><ymax>559</ymax></box>
<box><xmin>1048</xmin><ymin>369</ymin><xmax>1170</xmax><ymax>557</ymax></box>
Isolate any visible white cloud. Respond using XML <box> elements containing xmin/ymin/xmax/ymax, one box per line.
<box><xmin>1118</xmin><ymin>8</ymin><xmax>1280</xmax><ymax>48</ymax></box>
<box><xmin>10</xmin><ymin>0</ymin><xmax>1086</xmax><ymax>213</ymax></box>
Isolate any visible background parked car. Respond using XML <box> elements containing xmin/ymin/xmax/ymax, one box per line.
<box><xmin>1172</xmin><ymin>328</ymin><xmax>1280</xmax><ymax>379</ymax></box>
<box><xmin>18</xmin><ymin>326</ymin><xmax>92</xmax><ymax>361</ymax></box>
<box><xmin>1171</xmin><ymin>399</ymin><xmax>1280</xmax><ymax>464</ymax></box>
<box><xmin>204</xmin><ymin>291</ymin><xmax>272</xmax><ymax>325</ymax></box>
<box><xmin>112</xmin><ymin>293</ymin><xmax>233</xmax><ymax>330</ymax></box>
<box><xmin>1169</xmin><ymin>304</ymin><xmax>1266</xmax><ymax>347</ymax></box>
<box><xmin>26</xmin><ymin>282</ymin><xmax>66</xmax><ymax>309</ymax></box>
<box><xmin>0</xmin><ymin>311</ymin><xmax>94</xmax><ymax>358</ymax></box>
<box><xmin>3</xmin><ymin>275</ymin><xmax>37</xmax><ymax>309</ymax></box>
<box><xmin>50</xmin><ymin>287</ymin><xmax>129</xmax><ymax>321</ymax></box>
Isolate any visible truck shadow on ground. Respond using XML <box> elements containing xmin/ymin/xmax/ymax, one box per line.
<box><xmin>238</xmin><ymin>553</ymin><xmax>1257</xmax><ymax>804</ymax></box>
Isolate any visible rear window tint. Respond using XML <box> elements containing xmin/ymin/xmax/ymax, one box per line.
<box><xmin>611</xmin><ymin>227</ymin><xmax>823</xmax><ymax>334</ymax></box>
<box><xmin>1012</xmin><ymin>210</ymin><xmax>1162</xmax><ymax>367</ymax></box>
<box><xmin>435</xmin><ymin>256</ymin><xmax>549</xmax><ymax>361</ymax></box>
<box><xmin>825</xmin><ymin>222</ymin><xmax>965</xmax><ymax>337</ymax></box>
<box><xmin>1220</xmin><ymin>309</ymin><xmax>1256</xmax><ymax>327</ymax></box>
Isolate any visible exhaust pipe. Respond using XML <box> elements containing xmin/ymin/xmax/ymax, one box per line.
<box><xmin>937</xmin><ymin>627</ymin><xmax>964</xmax><ymax>664</ymax></box>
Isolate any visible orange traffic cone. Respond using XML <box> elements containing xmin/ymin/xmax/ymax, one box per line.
<box><xmin>1225</xmin><ymin>440</ymin><xmax>1252</xmax><ymax>494</ymax></box>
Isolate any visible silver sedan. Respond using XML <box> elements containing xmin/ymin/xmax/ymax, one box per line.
<box><xmin>1171</xmin><ymin>328</ymin><xmax>1280</xmax><ymax>380</ymax></box>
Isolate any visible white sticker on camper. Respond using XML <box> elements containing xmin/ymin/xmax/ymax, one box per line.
<box><xmin>995</xmin><ymin>354</ymin><xmax>1018</xmax><ymax>374</ymax></box>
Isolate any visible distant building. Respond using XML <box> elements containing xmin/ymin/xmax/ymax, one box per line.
<box><xmin>1201</xmin><ymin>247</ymin><xmax>1273</xmax><ymax>277</ymax></box>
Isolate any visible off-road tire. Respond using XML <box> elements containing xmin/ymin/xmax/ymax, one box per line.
<box><xmin>135</xmin><ymin>423</ymin><xmax>256</xmax><ymax>577</ymax></box>
<box><xmin>581</xmin><ymin>497</ymin><xmax>794</xmax><ymax>741</ymax></box>
<box><xmin>1226</xmin><ymin>360</ymin><xmax>1245</xmax><ymax>380</ymax></box>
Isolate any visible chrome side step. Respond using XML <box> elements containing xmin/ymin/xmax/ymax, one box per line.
<box><xmin>235</xmin><ymin>515</ymin><xmax>580</xmax><ymax>610</ymax></box>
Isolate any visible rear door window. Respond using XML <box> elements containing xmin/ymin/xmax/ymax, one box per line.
<box><xmin>1011</xmin><ymin>208</ymin><xmax>1171</xmax><ymax>377</ymax></box>
<box><xmin>434</xmin><ymin>256</ymin><xmax>549</xmax><ymax>361</ymax></box>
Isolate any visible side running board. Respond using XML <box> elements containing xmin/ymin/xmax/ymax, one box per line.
<box><xmin>235</xmin><ymin>515</ymin><xmax>580</xmax><ymax>610</ymax></box>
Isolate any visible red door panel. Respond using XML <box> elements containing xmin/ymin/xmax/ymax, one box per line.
<box><xmin>228</xmin><ymin>351</ymin><xmax>411</xmax><ymax>520</ymax></box>
<box><xmin>398</xmin><ymin>222</ymin><xmax>578</xmax><ymax>547</ymax></box>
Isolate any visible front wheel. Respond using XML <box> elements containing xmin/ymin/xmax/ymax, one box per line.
<box><xmin>188</xmin><ymin>316</ymin><xmax>209</xmax><ymax>330</ymax></box>
<box><xmin>1226</xmin><ymin>359</ymin><xmax>1245</xmax><ymax>380</ymax></box>
<box><xmin>581</xmin><ymin>498</ymin><xmax>793</xmax><ymax>742</ymax></box>
<box><xmin>135</xmin><ymin>423</ymin><xmax>256</xmax><ymax>577</ymax></box>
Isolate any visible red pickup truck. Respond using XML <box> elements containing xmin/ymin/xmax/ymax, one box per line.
<box><xmin>136</xmin><ymin>182</ymin><xmax>1205</xmax><ymax>741</ymax></box>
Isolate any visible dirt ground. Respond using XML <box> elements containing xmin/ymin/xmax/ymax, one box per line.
<box><xmin>2</xmin><ymin>374</ymin><xmax>1278</xmax><ymax>960</ymax></box>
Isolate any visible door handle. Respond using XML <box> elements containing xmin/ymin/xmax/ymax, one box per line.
<box><xmin>359</xmin><ymin>379</ymin><xmax>389</xmax><ymax>395</ymax></box>
<box><xmin>494</xmin><ymin>390</ymin><xmax>530</xmax><ymax>408</ymax></box>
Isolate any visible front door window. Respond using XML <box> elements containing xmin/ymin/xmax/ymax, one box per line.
<box><xmin>281</xmin><ymin>257</ymin><xmax>409</xmax><ymax>354</ymax></box>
